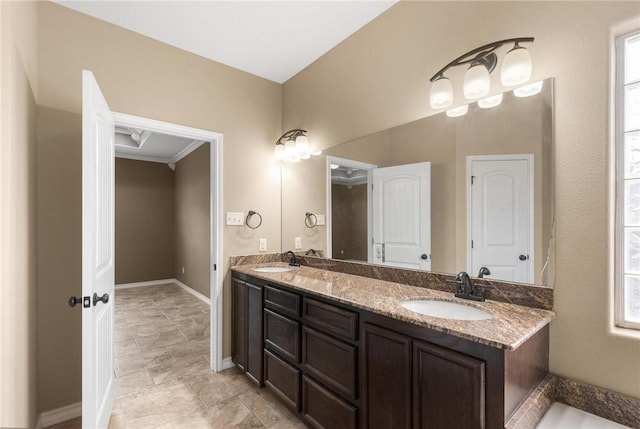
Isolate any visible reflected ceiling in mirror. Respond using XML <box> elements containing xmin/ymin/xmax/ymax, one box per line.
<box><xmin>281</xmin><ymin>78</ymin><xmax>554</xmax><ymax>287</ymax></box>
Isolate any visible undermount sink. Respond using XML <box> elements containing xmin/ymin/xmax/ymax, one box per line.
<box><xmin>401</xmin><ymin>299</ymin><xmax>492</xmax><ymax>321</ymax></box>
<box><xmin>253</xmin><ymin>266</ymin><xmax>292</xmax><ymax>273</ymax></box>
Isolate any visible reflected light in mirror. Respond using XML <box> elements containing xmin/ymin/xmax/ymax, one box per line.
<box><xmin>330</xmin><ymin>163</ymin><xmax>340</xmax><ymax>170</ymax></box>
<box><xmin>478</xmin><ymin>93</ymin><xmax>503</xmax><ymax>109</ymax></box>
<box><xmin>430</xmin><ymin>77</ymin><xmax>453</xmax><ymax>109</ymax></box>
<box><xmin>463</xmin><ymin>64</ymin><xmax>490</xmax><ymax>99</ymax></box>
<box><xmin>446</xmin><ymin>104</ymin><xmax>468</xmax><ymax>117</ymax></box>
<box><xmin>514</xmin><ymin>80</ymin><xmax>544</xmax><ymax>98</ymax></box>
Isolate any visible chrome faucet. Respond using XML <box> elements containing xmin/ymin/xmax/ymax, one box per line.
<box><xmin>447</xmin><ymin>271</ymin><xmax>488</xmax><ymax>302</ymax></box>
<box><xmin>283</xmin><ymin>250</ymin><xmax>300</xmax><ymax>267</ymax></box>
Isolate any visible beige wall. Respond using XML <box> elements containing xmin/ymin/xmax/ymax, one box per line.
<box><xmin>0</xmin><ymin>1</ymin><xmax>39</xmax><ymax>427</ymax></box>
<box><xmin>175</xmin><ymin>144</ymin><xmax>210</xmax><ymax>298</ymax></box>
<box><xmin>283</xmin><ymin>1</ymin><xmax>640</xmax><ymax>398</ymax></box>
<box><xmin>36</xmin><ymin>2</ymin><xmax>281</xmax><ymax>412</ymax></box>
<box><xmin>115</xmin><ymin>158</ymin><xmax>175</xmax><ymax>284</ymax></box>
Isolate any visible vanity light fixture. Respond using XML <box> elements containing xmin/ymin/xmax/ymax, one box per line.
<box><xmin>274</xmin><ymin>129</ymin><xmax>319</xmax><ymax>162</ymax></box>
<box><xmin>330</xmin><ymin>163</ymin><xmax>340</xmax><ymax>170</ymax></box>
<box><xmin>429</xmin><ymin>37</ymin><xmax>534</xmax><ymax>109</ymax></box>
<box><xmin>446</xmin><ymin>104</ymin><xmax>469</xmax><ymax>118</ymax></box>
<box><xmin>477</xmin><ymin>93</ymin><xmax>503</xmax><ymax>109</ymax></box>
<box><xmin>514</xmin><ymin>80</ymin><xmax>544</xmax><ymax>98</ymax></box>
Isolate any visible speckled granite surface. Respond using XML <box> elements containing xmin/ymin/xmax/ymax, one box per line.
<box><xmin>555</xmin><ymin>377</ymin><xmax>640</xmax><ymax>429</ymax></box>
<box><xmin>232</xmin><ymin>263</ymin><xmax>555</xmax><ymax>350</ymax></box>
<box><xmin>297</xmin><ymin>256</ymin><xmax>554</xmax><ymax>310</ymax></box>
<box><xmin>506</xmin><ymin>374</ymin><xmax>556</xmax><ymax>429</ymax></box>
<box><xmin>229</xmin><ymin>253</ymin><xmax>282</xmax><ymax>267</ymax></box>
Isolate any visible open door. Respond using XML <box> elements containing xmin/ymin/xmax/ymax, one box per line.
<box><xmin>82</xmin><ymin>70</ymin><xmax>116</xmax><ymax>428</ymax></box>
<box><xmin>372</xmin><ymin>162</ymin><xmax>431</xmax><ymax>270</ymax></box>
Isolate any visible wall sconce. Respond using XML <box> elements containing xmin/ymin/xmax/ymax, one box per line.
<box><xmin>274</xmin><ymin>129</ymin><xmax>320</xmax><ymax>162</ymax></box>
<box><xmin>429</xmin><ymin>37</ymin><xmax>534</xmax><ymax>110</ymax></box>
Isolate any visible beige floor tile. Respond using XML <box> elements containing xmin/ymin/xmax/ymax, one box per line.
<box><xmin>121</xmin><ymin>379</ymin><xmax>202</xmax><ymax>424</ymax></box>
<box><xmin>135</xmin><ymin>329</ymin><xmax>189</xmax><ymax>351</ymax></box>
<box><xmin>148</xmin><ymin>354</ymin><xmax>210</xmax><ymax>385</ymax></box>
<box><xmin>115</xmin><ymin>339</ymin><xmax>139</xmax><ymax>358</ymax></box>
<box><xmin>115</xmin><ymin>348</ymin><xmax>174</xmax><ymax>378</ymax></box>
<box><xmin>116</xmin><ymin>369</ymin><xmax>155</xmax><ymax>397</ymax></box>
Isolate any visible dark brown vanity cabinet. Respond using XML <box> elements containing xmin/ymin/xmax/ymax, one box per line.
<box><xmin>231</xmin><ymin>272</ymin><xmax>549</xmax><ymax>429</ymax></box>
<box><xmin>231</xmin><ymin>277</ymin><xmax>264</xmax><ymax>386</ymax></box>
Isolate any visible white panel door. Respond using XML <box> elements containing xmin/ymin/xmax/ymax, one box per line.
<box><xmin>82</xmin><ymin>70</ymin><xmax>116</xmax><ymax>429</ymax></box>
<box><xmin>469</xmin><ymin>156</ymin><xmax>532</xmax><ymax>283</ymax></box>
<box><xmin>372</xmin><ymin>162</ymin><xmax>431</xmax><ymax>270</ymax></box>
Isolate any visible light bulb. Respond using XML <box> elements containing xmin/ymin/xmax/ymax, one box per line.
<box><xmin>430</xmin><ymin>77</ymin><xmax>453</xmax><ymax>109</ymax></box>
<box><xmin>514</xmin><ymin>80</ymin><xmax>543</xmax><ymax>97</ymax></box>
<box><xmin>446</xmin><ymin>104</ymin><xmax>468</xmax><ymax>117</ymax></box>
<box><xmin>330</xmin><ymin>164</ymin><xmax>340</xmax><ymax>170</ymax></box>
<box><xmin>478</xmin><ymin>93</ymin><xmax>503</xmax><ymax>109</ymax></box>
<box><xmin>274</xmin><ymin>143</ymin><xmax>285</xmax><ymax>160</ymax></box>
<box><xmin>501</xmin><ymin>45</ymin><xmax>532</xmax><ymax>86</ymax></box>
<box><xmin>463</xmin><ymin>65</ymin><xmax>490</xmax><ymax>99</ymax></box>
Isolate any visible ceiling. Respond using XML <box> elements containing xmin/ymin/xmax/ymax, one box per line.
<box><xmin>115</xmin><ymin>126</ymin><xmax>204</xmax><ymax>165</ymax></box>
<box><xmin>54</xmin><ymin>0</ymin><xmax>397</xmax><ymax>84</ymax></box>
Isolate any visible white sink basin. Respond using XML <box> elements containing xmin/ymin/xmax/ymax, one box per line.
<box><xmin>401</xmin><ymin>299</ymin><xmax>492</xmax><ymax>321</ymax></box>
<box><xmin>253</xmin><ymin>266</ymin><xmax>292</xmax><ymax>273</ymax></box>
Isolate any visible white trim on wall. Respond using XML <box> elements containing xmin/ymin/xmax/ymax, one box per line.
<box><xmin>36</xmin><ymin>402</ymin><xmax>81</xmax><ymax>429</ymax></box>
<box><xmin>174</xmin><ymin>279</ymin><xmax>211</xmax><ymax>304</ymax></box>
<box><xmin>112</xmin><ymin>112</ymin><xmax>224</xmax><ymax>372</ymax></box>
<box><xmin>222</xmin><ymin>357</ymin><xmax>235</xmax><ymax>370</ymax></box>
<box><xmin>115</xmin><ymin>279</ymin><xmax>175</xmax><ymax>289</ymax></box>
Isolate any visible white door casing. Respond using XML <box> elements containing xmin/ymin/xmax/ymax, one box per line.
<box><xmin>372</xmin><ymin>162</ymin><xmax>431</xmax><ymax>270</ymax></box>
<box><xmin>468</xmin><ymin>155</ymin><xmax>534</xmax><ymax>283</ymax></box>
<box><xmin>82</xmin><ymin>70</ymin><xmax>116</xmax><ymax>428</ymax></box>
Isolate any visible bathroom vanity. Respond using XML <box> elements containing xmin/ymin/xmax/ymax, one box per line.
<box><xmin>231</xmin><ymin>263</ymin><xmax>554</xmax><ymax>429</ymax></box>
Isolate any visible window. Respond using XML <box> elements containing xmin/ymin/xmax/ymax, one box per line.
<box><xmin>617</xmin><ymin>29</ymin><xmax>640</xmax><ymax>329</ymax></box>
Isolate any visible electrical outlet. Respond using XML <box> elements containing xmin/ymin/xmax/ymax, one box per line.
<box><xmin>316</xmin><ymin>214</ymin><xmax>326</xmax><ymax>225</ymax></box>
<box><xmin>226</xmin><ymin>212</ymin><xmax>244</xmax><ymax>226</ymax></box>
<box><xmin>259</xmin><ymin>238</ymin><xmax>267</xmax><ymax>252</ymax></box>
<box><xmin>295</xmin><ymin>237</ymin><xmax>302</xmax><ymax>249</ymax></box>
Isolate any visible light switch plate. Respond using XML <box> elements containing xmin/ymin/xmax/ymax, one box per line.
<box><xmin>226</xmin><ymin>212</ymin><xmax>244</xmax><ymax>226</ymax></box>
<box><xmin>294</xmin><ymin>237</ymin><xmax>302</xmax><ymax>249</ymax></box>
<box><xmin>316</xmin><ymin>214</ymin><xmax>326</xmax><ymax>225</ymax></box>
<box><xmin>259</xmin><ymin>238</ymin><xmax>267</xmax><ymax>252</ymax></box>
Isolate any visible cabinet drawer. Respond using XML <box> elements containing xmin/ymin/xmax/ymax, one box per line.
<box><xmin>264</xmin><ymin>309</ymin><xmax>300</xmax><ymax>363</ymax></box>
<box><xmin>302</xmin><ymin>375</ymin><xmax>357</xmax><ymax>429</ymax></box>
<box><xmin>303</xmin><ymin>326</ymin><xmax>358</xmax><ymax>402</ymax></box>
<box><xmin>264</xmin><ymin>349</ymin><xmax>301</xmax><ymax>412</ymax></box>
<box><xmin>303</xmin><ymin>298</ymin><xmax>358</xmax><ymax>341</ymax></box>
<box><xmin>265</xmin><ymin>285</ymin><xmax>301</xmax><ymax>318</ymax></box>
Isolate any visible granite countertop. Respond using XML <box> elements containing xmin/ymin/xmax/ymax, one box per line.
<box><xmin>232</xmin><ymin>263</ymin><xmax>555</xmax><ymax>351</ymax></box>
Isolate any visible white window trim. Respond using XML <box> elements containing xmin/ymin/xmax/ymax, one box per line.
<box><xmin>615</xmin><ymin>28</ymin><xmax>640</xmax><ymax>331</ymax></box>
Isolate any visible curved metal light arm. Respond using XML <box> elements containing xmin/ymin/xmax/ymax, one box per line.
<box><xmin>276</xmin><ymin>129</ymin><xmax>307</xmax><ymax>144</ymax></box>
<box><xmin>429</xmin><ymin>37</ymin><xmax>534</xmax><ymax>82</ymax></box>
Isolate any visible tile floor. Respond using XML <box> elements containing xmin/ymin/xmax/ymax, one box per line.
<box><xmin>49</xmin><ymin>283</ymin><xmax>306</xmax><ymax>429</ymax></box>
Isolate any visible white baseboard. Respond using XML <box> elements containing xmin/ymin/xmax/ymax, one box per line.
<box><xmin>115</xmin><ymin>278</ymin><xmax>175</xmax><ymax>289</ymax></box>
<box><xmin>173</xmin><ymin>279</ymin><xmax>210</xmax><ymax>305</ymax></box>
<box><xmin>115</xmin><ymin>278</ymin><xmax>210</xmax><ymax>305</ymax></box>
<box><xmin>37</xmin><ymin>402</ymin><xmax>81</xmax><ymax>428</ymax></box>
<box><xmin>222</xmin><ymin>356</ymin><xmax>235</xmax><ymax>370</ymax></box>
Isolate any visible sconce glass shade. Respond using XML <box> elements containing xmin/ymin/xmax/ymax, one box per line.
<box><xmin>430</xmin><ymin>77</ymin><xmax>453</xmax><ymax>109</ymax></box>
<box><xmin>284</xmin><ymin>139</ymin><xmax>296</xmax><ymax>158</ymax></box>
<box><xmin>446</xmin><ymin>104</ymin><xmax>468</xmax><ymax>117</ymax></box>
<box><xmin>478</xmin><ymin>93</ymin><xmax>503</xmax><ymax>109</ymax></box>
<box><xmin>295</xmin><ymin>135</ymin><xmax>309</xmax><ymax>154</ymax></box>
<box><xmin>514</xmin><ymin>80</ymin><xmax>543</xmax><ymax>97</ymax></box>
<box><xmin>463</xmin><ymin>65</ymin><xmax>490</xmax><ymax>99</ymax></box>
<box><xmin>275</xmin><ymin>143</ymin><xmax>285</xmax><ymax>160</ymax></box>
<box><xmin>501</xmin><ymin>45</ymin><xmax>532</xmax><ymax>86</ymax></box>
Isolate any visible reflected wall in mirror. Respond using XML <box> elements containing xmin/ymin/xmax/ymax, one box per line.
<box><xmin>281</xmin><ymin>78</ymin><xmax>554</xmax><ymax>286</ymax></box>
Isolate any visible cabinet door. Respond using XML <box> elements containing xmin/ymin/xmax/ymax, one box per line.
<box><xmin>232</xmin><ymin>278</ymin><xmax>247</xmax><ymax>372</ymax></box>
<box><xmin>413</xmin><ymin>341</ymin><xmax>485</xmax><ymax>429</ymax></box>
<box><xmin>361</xmin><ymin>323</ymin><xmax>412</xmax><ymax>429</ymax></box>
<box><xmin>246</xmin><ymin>282</ymin><xmax>264</xmax><ymax>386</ymax></box>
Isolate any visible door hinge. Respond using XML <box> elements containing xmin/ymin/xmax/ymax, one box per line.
<box><xmin>471</xmin><ymin>175</ymin><xmax>477</xmax><ymax>185</ymax></box>
<box><xmin>213</xmin><ymin>264</ymin><xmax>217</xmax><ymax>271</ymax></box>
<box><xmin>471</xmin><ymin>240</ymin><xmax>474</xmax><ymax>249</ymax></box>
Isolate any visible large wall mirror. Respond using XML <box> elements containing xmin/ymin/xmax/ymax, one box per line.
<box><xmin>281</xmin><ymin>78</ymin><xmax>554</xmax><ymax>287</ymax></box>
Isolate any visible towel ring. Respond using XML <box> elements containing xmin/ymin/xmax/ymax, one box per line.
<box><xmin>246</xmin><ymin>210</ymin><xmax>262</xmax><ymax>229</ymax></box>
<box><xmin>305</xmin><ymin>212</ymin><xmax>317</xmax><ymax>228</ymax></box>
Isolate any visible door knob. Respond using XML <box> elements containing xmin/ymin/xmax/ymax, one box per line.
<box><xmin>68</xmin><ymin>295</ymin><xmax>90</xmax><ymax>308</ymax></box>
<box><xmin>93</xmin><ymin>292</ymin><xmax>109</xmax><ymax>306</ymax></box>
<box><xmin>421</xmin><ymin>254</ymin><xmax>429</xmax><ymax>260</ymax></box>
<box><xmin>519</xmin><ymin>254</ymin><xmax>529</xmax><ymax>261</ymax></box>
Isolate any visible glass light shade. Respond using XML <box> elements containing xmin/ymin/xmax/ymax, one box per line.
<box><xmin>514</xmin><ymin>80</ymin><xmax>543</xmax><ymax>98</ymax></box>
<box><xmin>300</xmin><ymin>151</ymin><xmax>311</xmax><ymax>160</ymax></box>
<box><xmin>446</xmin><ymin>104</ymin><xmax>468</xmax><ymax>118</ymax></box>
<box><xmin>330</xmin><ymin>163</ymin><xmax>340</xmax><ymax>170</ymax></box>
<box><xmin>501</xmin><ymin>46</ymin><xmax>532</xmax><ymax>87</ymax></box>
<box><xmin>274</xmin><ymin>143</ymin><xmax>285</xmax><ymax>160</ymax></box>
<box><xmin>295</xmin><ymin>135</ymin><xmax>309</xmax><ymax>154</ymax></box>
<box><xmin>463</xmin><ymin>65</ymin><xmax>490</xmax><ymax>99</ymax></box>
<box><xmin>430</xmin><ymin>78</ymin><xmax>453</xmax><ymax>109</ymax></box>
<box><xmin>478</xmin><ymin>93</ymin><xmax>503</xmax><ymax>109</ymax></box>
<box><xmin>284</xmin><ymin>139</ymin><xmax>296</xmax><ymax>157</ymax></box>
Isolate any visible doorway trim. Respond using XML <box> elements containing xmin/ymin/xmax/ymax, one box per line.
<box><xmin>466</xmin><ymin>154</ymin><xmax>534</xmax><ymax>283</ymax></box>
<box><xmin>112</xmin><ymin>112</ymin><xmax>224</xmax><ymax>372</ymax></box>
<box><xmin>325</xmin><ymin>156</ymin><xmax>377</xmax><ymax>260</ymax></box>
